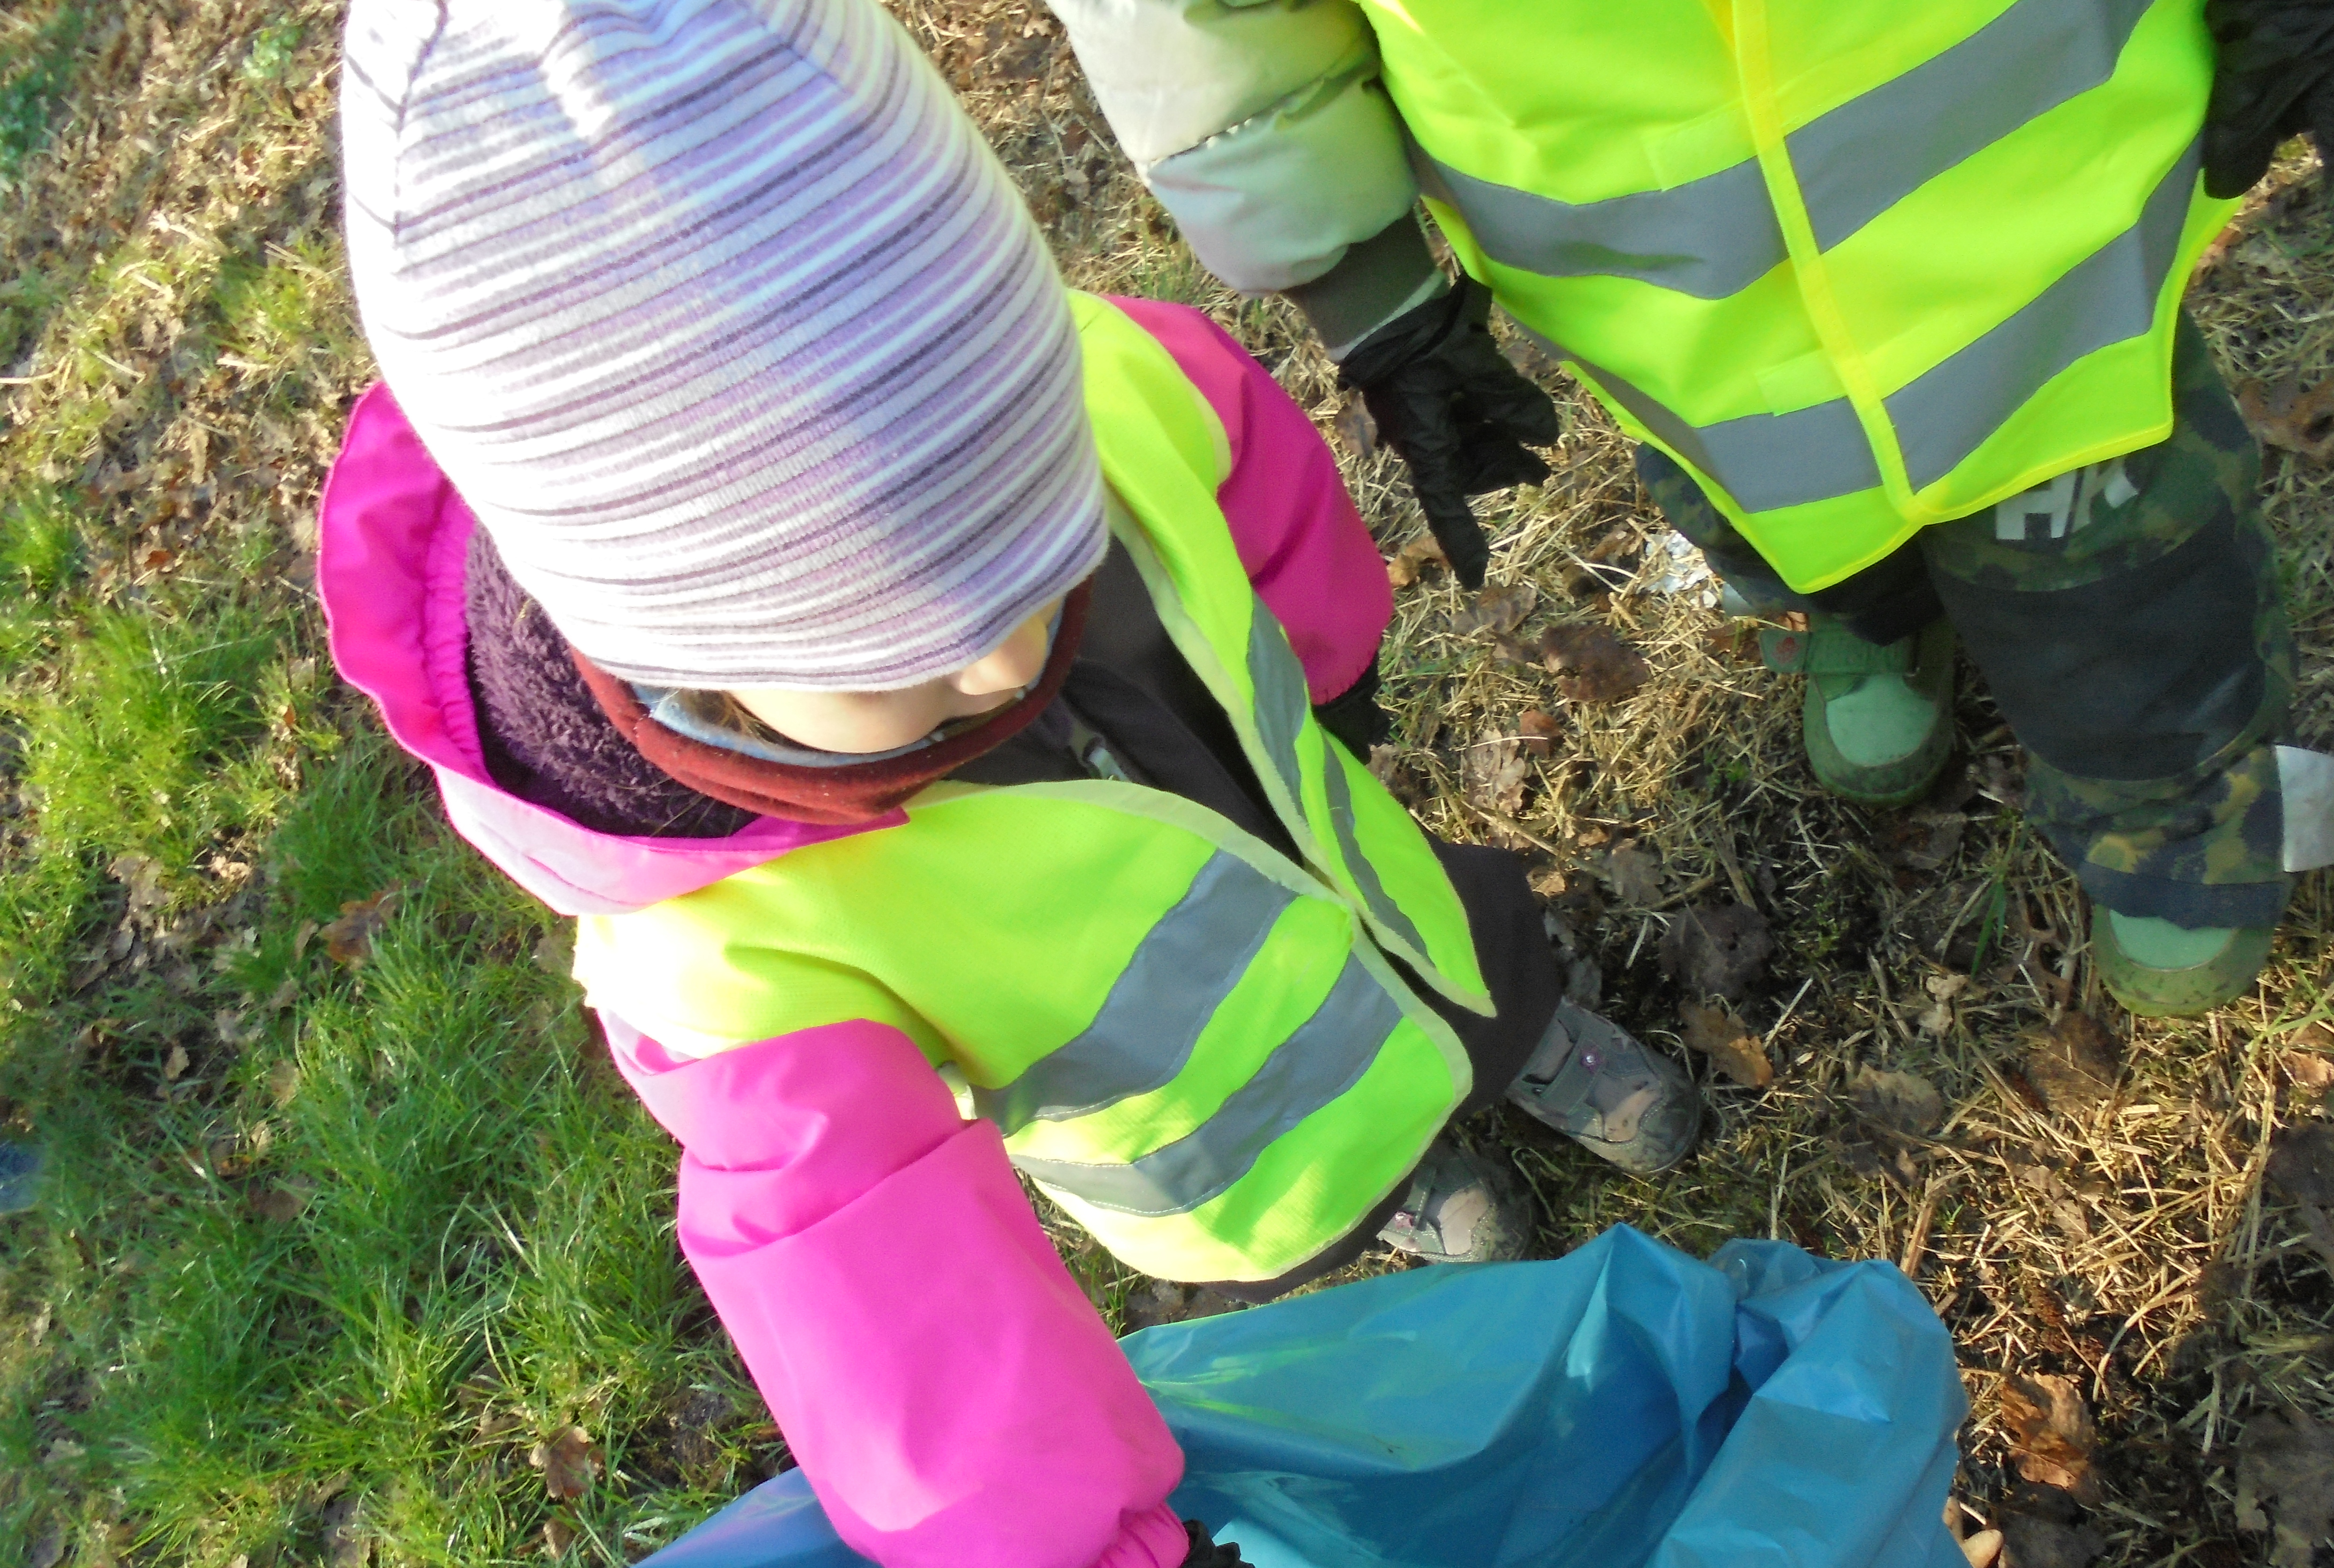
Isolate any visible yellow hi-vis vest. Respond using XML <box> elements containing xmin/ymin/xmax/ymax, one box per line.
<box><xmin>572</xmin><ymin>295</ymin><xmax>1490</xmax><ymax>1283</ymax></box>
<box><xmin>1369</xmin><ymin>0</ymin><xmax>2238</xmax><ymax>591</ymax></box>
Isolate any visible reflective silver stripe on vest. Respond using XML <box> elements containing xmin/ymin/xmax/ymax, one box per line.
<box><xmin>1413</xmin><ymin>150</ymin><xmax>1784</xmax><ymax>303</ymax></box>
<box><xmin>1885</xmin><ymin>141</ymin><xmax>2199</xmax><ymax>489</ymax></box>
<box><xmin>972</xmin><ymin>852</ymin><xmax>1298</xmax><ymax>1137</ymax></box>
<box><xmin>1246</xmin><ymin>596</ymin><xmax>1309</xmax><ymax>804</ymax></box>
<box><xmin>1792</xmin><ymin>0</ymin><xmax>2155</xmax><ymax>251</ymax></box>
<box><xmin>1528</xmin><ymin>141</ymin><xmax>2200</xmax><ymax>511</ymax></box>
<box><xmin>1532</xmin><ymin>328</ymin><xmax>1882</xmax><ymax>512</ymax></box>
<box><xmin>1011</xmin><ymin>952</ymin><xmax>1401</xmax><ymax>1217</ymax></box>
<box><xmin>1320</xmin><ymin>746</ymin><xmax>1430</xmax><ymax>959</ymax></box>
<box><xmin>1418</xmin><ymin>0</ymin><xmax>2159</xmax><ymax>298</ymax></box>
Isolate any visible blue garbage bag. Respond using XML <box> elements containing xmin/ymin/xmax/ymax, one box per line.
<box><xmin>639</xmin><ymin>1226</ymin><xmax>1967</xmax><ymax>1568</ymax></box>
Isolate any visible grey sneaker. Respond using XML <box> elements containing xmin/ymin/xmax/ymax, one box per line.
<box><xmin>1507</xmin><ymin>1001</ymin><xmax>1701</xmax><ymax>1174</ymax></box>
<box><xmin>1377</xmin><ymin>1142</ymin><xmax>1532</xmax><ymax>1263</ymax></box>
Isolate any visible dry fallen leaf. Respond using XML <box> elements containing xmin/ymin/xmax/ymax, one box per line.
<box><xmin>1587</xmin><ymin>841</ymin><xmax>1664</xmax><ymax>907</ymax></box>
<box><xmin>268</xmin><ymin>1058</ymin><xmax>300</xmax><ymax>1108</ymax></box>
<box><xmin>320</xmin><ymin>1492</ymin><xmax>369</xmax><ymax>1568</ymax></box>
<box><xmin>2268</xmin><ymin>1123</ymin><xmax>2334</xmax><ymax>1207</ymax></box>
<box><xmin>140</xmin><ymin>546</ymin><xmax>175</xmax><ymax>570</ymax></box>
<box><xmin>1335</xmin><ymin>392</ymin><xmax>1378</xmax><ymax>459</ymax></box>
<box><xmin>1450</xmin><ymin>583</ymin><xmax>1539</xmax><ymax>637</ymax></box>
<box><xmin>1461</xmin><ymin>735</ymin><xmax>1529</xmax><ymax>818</ymax></box>
<box><xmin>162</xmin><ymin>1042</ymin><xmax>190</xmax><ymax>1082</ymax></box>
<box><xmin>1517</xmin><ymin>709</ymin><xmax>1562</xmax><ymax>758</ymax></box>
<box><xmin>1999</xmin><ymin>1373</ymin><xmax>2101</xmax><ymax>1506</ymax></box>
<box><xmin>1501</xmin><ymin>334</ymin><xmax>1563</xmax><ymax>383</ymax></box>
<box><xmin>1679</xmin><ymin>1001</ymin><xmax>1773</xmax><ymax>1088</ymax></box>
<box><xmin>1385</xmin><ymin>534</ymin><xmax>1447</xmax><ymax>589</ymax></box>
<box><xmin>2020</xmin><ymin>1013</ymin><xmax>2120</xmax><ymax>1115</ymax></box>
<box><xmin>1540</xmin><ymin>623</ymin><xmax>1651</xmax><ymax>703</ymax></box>
<box><xmin>2285</xmin><ymin>1048</ymin><xmax>2334</xmax><ymax>1098</ymax></box>
<box><xmin>531</xmin><ymin>1426</ymin><xmax>603</xmax><ymax>1503</ymax></box>
<box><xmin>109</xmin><ymin>853</ymin><xmax>169</xmax><ymax>919</ymax></box>
<box><xmin>322</xmin><ymin>891</ymin><xmax>398</xmax><ymax>967</ymax></box>
<box><xmin>1997</xmin><ymin>1508</ymin><xmax>2105</xmax><ymax>1568</ymax></box>
<box><xmin>1958</xmin><ymin>1528</ymin><xmax>2003</xmax><ymax>1568</ymax></box>
<box><xmin>2238</xmin><ymin>375</ymin><xmax>2334</xmax><ymax>462</ymax></box>
<box><xmin>1849</xmin><ymin>1066</ymin><xmax>1945</xmax><ymax>1138</ymax></box>
<box><xmin>2237</xmin><ymin>1407</ymin><xmax>2334</xmax><ymax>1568</ymax></box>
<box><xmin>251</xmin><ymin>1186</ymin><xmax>309</xmax><ymax>1223</ymax></box>
<box><xmin>541</xmin><ymin>1519</ymin><xmax>579</xmax><ymax>1558</ymax></box>
<box><xmin>1659</xmin><ymin>901</ymin><xmax>1774</xmax><ymax>1003</ymax></box>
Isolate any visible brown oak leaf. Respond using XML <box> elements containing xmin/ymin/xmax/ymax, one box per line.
<box><xmin>1517</xmin><ymin>709</ymin><xmax>1562</xmax><ymax>758</ymax></box>
<box><xmin>1997</xmin><ymin>1508</ymin><xmax>2104</xmax><ymax>1568</ymax></box>
<box><xmin>1658</xmin><ymin>901</ymin><xmax>1773</xmax><ymax>1003</ymax></box>
<box><xmin>2238</xmin><ymin>375</ymin><xmax>2334</xmax><ymax>462</ymax></box>
<box><xmin>1385</xmin><ymin>534</ymin><xmax>1446</xmax><ymax>589</ymax></box>
<box><xmin>1450</xmin><ymin>583</ymin><xmax>1539</xmax><ymax>637</ymax></box>
<box><xmin>532</xmin><ymin>1426</ymin><xmax>604</xmax><ymax>1502</ymax></box>
<box><xmin>1461</xmin><ymin>735</ymin><xmax>1529</xmax><ymax>817</ymax></box>
<box><xmin>1586</xmin><ymin>840</ymin><xmax>1664</xmax><ymax>907</ymax></box>
<box><xmin>2268</xmin><ymin>1123</ymin><xmax>2334</xmax><ymax>1207</ymax></box>
<box><xmin>2237</xmin><ymin>1407</ymin><xmax>2334</xmax><ymax>1568</ymax></box>
<box><xmin>2019</xmin><ymin>1013</ymin><xmax>2121</xmax><ymax>1115</ymax></box>
<box><xmin>1679</xmin><ymin>1001</ymin><xmax>1773</xmax><ymax>1088</ymax></box>
<box><xmin>1335</xmin><ymin>393</ymin><xmax>1378</xmax><ymax>459</ymax></box>
<box><xmin>1998</xmin><ymin>1373</ymin><xmax>2101</xmax><ymax>1505</ymax></box>
<box><xmin>1540</xmin><ymin>623</ymin><xmax>1650</xmax><ymax>703</ymax></box>
<box><xmin>322</xmin><ymin>891</ymin><xmax>398</xmax><ymax>967</ymax></box>
<box><xmin>1849</xmin><ymin>1066</ymin><xmax>1945</xmax><ymax>1138</ymax></box>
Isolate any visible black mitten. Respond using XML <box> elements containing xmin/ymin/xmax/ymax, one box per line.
<box><xmin>1180</xmin><ymin>1519</ymin><xmax>1248</xmax><ymax>1567</ymax></box>
<box><xmin>2204</xmin><ymin>0</ymin><xmax>2334</xmax><ymax>199</ymax></box>
<box><xmin>1339</xmin><ymin>277</ymin><xmax>1560</xmax><ymax>590</ymax></box>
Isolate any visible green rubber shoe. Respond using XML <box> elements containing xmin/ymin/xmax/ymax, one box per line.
<box><xmin>1762</xmin><ymin>616</ymin><xmax>1954</xmax><ymax>808</ymax></box>
<box><xmin>2094</xmin><ymin>910</ymin><xmax>2272</xmax><ymax>1018</ymax></box>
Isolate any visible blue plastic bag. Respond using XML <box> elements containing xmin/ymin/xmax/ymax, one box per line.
<box><xmin>639</xmin><ymin>1226</ymin><xmax>1967</xmax><ymax>1568</ymax></box>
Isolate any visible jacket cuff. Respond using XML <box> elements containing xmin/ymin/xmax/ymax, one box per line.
<box><xmin>1285</xmin><ymin>214</ymin><xmax>1446</xmax><ymax>357</ymax></box>
<box><xmin>1091</xmin><ymin>1503</ymin><xmax>1193</xmax><ymax>1568</ymax></box>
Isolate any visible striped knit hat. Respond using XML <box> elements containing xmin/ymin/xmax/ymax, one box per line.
<box><xmin>341</xmin><ymin>0</ymin><xmax>1106</xmax><ymax>690</ymax></box>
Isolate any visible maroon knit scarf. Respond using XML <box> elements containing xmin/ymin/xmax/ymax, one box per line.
<box><xmin>569</xmin><ymin>585</ymin><xmax>1091</xmax><ymax>826</ymax></box>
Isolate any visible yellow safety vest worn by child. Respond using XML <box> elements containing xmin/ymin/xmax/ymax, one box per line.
<box><xmin>576</xmin><ymin>293</ymin><xmax>1490</xmax><ymax>1284</ymax></box>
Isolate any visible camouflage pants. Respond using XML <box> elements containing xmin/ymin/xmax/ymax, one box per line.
<box><xmin>1640</xmin><ymin>315</ymin><xmax>2296</xmax><ymax>930</ymax></box>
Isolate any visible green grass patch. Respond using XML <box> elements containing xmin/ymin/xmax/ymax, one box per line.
<box><xmin>0</xmin><ymin>3</ymin><xmax>89</xmax><ymax>191</ymax></box>
<box><xmin>5</xmin><ymin>739</ymin><xmax>775</xmax><ymax>1567</ymax></box>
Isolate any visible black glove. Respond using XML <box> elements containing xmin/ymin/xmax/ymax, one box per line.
<box><xmin>1338</xmin><ymin>276</ymin><xmax>1560</xmax><ymax>591</ymax></box>
<box><xmin>1180</xmin><ymin>1519</ymin><xmax>1248</xmax><ymax>1567</ymax></box>
<box><xmin>2203</xmin><ymin>0</ymin><xmax>2334</xmax><ymax>199</ymax></box>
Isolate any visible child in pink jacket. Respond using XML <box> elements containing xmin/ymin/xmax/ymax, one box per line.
<box><xmin>327</xmin><ymin>2</ymin><xmax>1703</xmax><ymax>1565</ymax></box>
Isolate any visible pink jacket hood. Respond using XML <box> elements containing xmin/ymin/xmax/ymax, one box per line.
<box><xmin>320</xmin><ymin>296</ymin><xmax>1390</xmax><ymax>921</ymax></box>
<box><xmin>317</xmin><ymin>384</ymin><xmax>892</xmax><ymax>918</ymax></box>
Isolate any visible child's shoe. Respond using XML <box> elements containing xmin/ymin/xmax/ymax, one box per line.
<box><xmin>2093</xmin><ymin>909</ymin><xmax>2273</xmax><ymax>1018</ymax></box>
<box><xmin>1507</xmin><ymin>1002</ymin><xmax>1701</xmax><ymax>1174</ymax></box>
<box><xmin>1377</xmin><ymin>1142</ymin><xmax>1532</xmax><ymax>1263</ymax></box>
<box><xmin>1761</xmin><ymin>615</ymin><xmax>1954</xmax><ymax>808</ymax></box>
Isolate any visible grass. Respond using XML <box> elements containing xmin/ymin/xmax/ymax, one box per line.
<box><xmin>0</xmin><ymin>2</ymin><xmax>2329</xmax><ymax>1567</ymax></box>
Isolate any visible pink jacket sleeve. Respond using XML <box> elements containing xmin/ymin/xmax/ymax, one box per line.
<box><xmin>604</xmin><ymin>1017</ymin><xmax>1189</xmax><ymax>1568</ymax></box>
<box><xmin>1108</xmin><ymin>296</ymin><xmax>1394</xmax><ymax>705</ymax></box>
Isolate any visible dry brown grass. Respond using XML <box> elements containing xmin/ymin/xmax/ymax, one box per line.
<box><xmin>895</xmin><ymin>6</ymin><xmax>2334</xmax><ymax>1560</ymax></box>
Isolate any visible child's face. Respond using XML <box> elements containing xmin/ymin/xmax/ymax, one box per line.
<box><xmin>731</xmin><ymin>599</ymin><xmax>1061</xmax><ymax>754</ymax></box>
